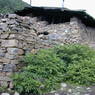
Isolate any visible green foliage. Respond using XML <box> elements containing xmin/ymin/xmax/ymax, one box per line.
<box><xmin>0</xmin><ymin>86</ymin><xmax>7</xmax><ymax>92</ymax></box>
<box><xmin>55</xmin><ymin>44</ymin><xmax>95</xmax><ymax>65</ymax></box>
<box><xmin>54</xmin><ymin>44</ymin><xmax>95</xmax><ymax>85</ymax></box>
<box><xmin>13</xmin><ymin>44</ymin><xmax>95</xmax><ymax>94</ymax></box>
<box><xmin>13</xmin><ymin>49</ymin><xmax>65</xmax><ymax>95</ymax></box>
<box><xmin>0</xmin><ymin>0</ymin><xmax>30</xmax><ymax>13</ymax></box>
<box><xmin>65</xmin><ymin>59</ymin><xmax>95</xmax><ymax>86</ymax></box>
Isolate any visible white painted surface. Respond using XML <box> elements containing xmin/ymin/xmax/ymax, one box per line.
<box><xmin>32</xmin><ymin>0</ymin><xmax>63</xmax><ymax>7</ymax></box>
<box><xmin>23</xmin><ymin>0</ymin><xmax>63</xmax><ymax>7</ymax></box>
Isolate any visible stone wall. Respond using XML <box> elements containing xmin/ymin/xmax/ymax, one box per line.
<box><xmin>0</xmin><ymin>14</ymin><xmax>95</xmax><ymax>88</ymax></box>
<box><xmin>0</xmin><ymin>14</ymin><xmax>37</xmax><ymax>88</ymax></box>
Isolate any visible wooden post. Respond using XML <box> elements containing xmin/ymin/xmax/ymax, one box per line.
<box><xmin>62</xmin><ymin>0</ymin><xmax>64</xmax><ymax>7</ymax></box>
<box><xmin>30</xmin><ymin>0</ymin><xmax>32</xmax><ymax>5</ymax></box>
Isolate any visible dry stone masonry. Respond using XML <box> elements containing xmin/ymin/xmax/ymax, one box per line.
<box><xmin>0</xmin><ymin>14</ymin><xmax>95</xmax><ymax>90</ymax></box>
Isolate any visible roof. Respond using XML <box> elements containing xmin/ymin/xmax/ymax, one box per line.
<box><xmin>15</xmin><ymin>7</ymin><xmax>95</xmax><ymax>27</ymax></box>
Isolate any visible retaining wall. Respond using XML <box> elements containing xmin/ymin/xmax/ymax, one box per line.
<box><xmin>0</xmin><ymin>14</ymin><xmax>95</xmax><ymax>88</ymax></box>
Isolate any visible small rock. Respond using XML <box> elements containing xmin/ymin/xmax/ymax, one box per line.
<box><xmin>76</xmin><ymin>86</ymin><xmax>81</xmax><ymax>89</ymax></box>
<box><xmin>5</xmin><ymin>53</ymin><xmax>17</xmax><ymax>59</ymax></box>
<box><xmin>8</xmin><ymin>14</ymin><xmax>17</xmax><ymax>19</ymax></box>
<box><xmin>1</xmin><ymin>93</ymin><xmax>10</xmax><ymax>95</ymax></box>
<box><xmin>74</xmin><ymin>92</ymin><xmax>80</xmax><ymax>95</ymax></box>
<box><xmin>61</xmin><ymin>83</ymin><xmax>67</xmax><ymax>88</ymax></box>
<box><xmin>86</xmin><ymin>87</ymin><xmax>91</xmax><ymax>90</ymax></box>
<box><xmin>48</xmin><ymin>33</ymin><xmax>63</xmax><ymax>40</ymax></box>
<box><xmin>1</xmin><ymin>19</ymin><xmax>7</xmax><ymax>23</ymax></box>
<box><xmin>0</xmin><ymin>52</ymin><xmax>5</xmax><ymax>57</ymax></box>
<box><xmin>7</xmin><ymin>48</ymin><xmax>24</xmax><ymax>55</ymax></box>
<box><xmin>0</xmin><ymin>58</ymin><xmax>10</xmax><ymax>63</ymax></box>
<box><xmin>0</xmin><ymin>76</ymin><xmax>11</xmax><ymax>81</ymax></box>
<box><xmin>0</xmin><ymin>23</ymin><xmax>8</xmax><ymax>31</ymax></box>
<box><xmin>11</xmin><ymin>60</ymin><xmax>18</xmax><ymax>64</ymax></box>
<box><xmin>84</xmin><ymin>94</ymin><xmax>90</xmax><ymax>95</ymax></box>
<box><xmin>18</xmin><ymin>49</ymin><xmax>24</xmax><ymax>55</ymax></box>
<box><xmin>7</xmin><ymin>48</ymin><xmax>18</xmax><ymax>55</ymax></box>
<box><xmin>68</xmin><ymin>89</ymin><xmax>72</xmax><ymax>93</ymax></box>
<box><xmin>14</xmin><ymin>92</ymin><xmax>20</xmax><ymax>95</ymax></box>
<box><xmin>9</xmin><ymin>25</ymin><xmax>16</xmax><ymax>28</ymax></box>
<box><xmin>0</xmin><ymin>48</ymin><xmax>6</xmax><ymax>53</ymax></box>
<box><xmin>1</xmin><ymin>40</ymin><xmax>18</xmax><ymax>47</ymax></box>
<box><xmin>7</xmin><ymin>19</ymin><xmax>17</xmax><ymax>25</ymax></box>
<box><xmin>3</xmin><ymin>64</ymin><xmax>16</xmax><ymax>72</ymax></box>
<box><xmin>12</xmin><ymin>27</ymin><xmax>23</xmax><ymax>32</ymax></box>
<box><xmin>9</xmin><ymin>34</ymin><xmax>16</xmax><ymax>39</ymax></box>
<box><xmin>50</xmin><ymin>90</ymin><xmax>56</xmax><ymax>93</ymax></box>
<box><xmin>38</xmin><ymin>34</ymin><xmax>44</xmax><ymax>38</ymax></box>
<box><xmin>1</xmin><ymin>34</ymin><xmax>9</xmax><ymax>39</ymax></box>
<box><xmin>60</xmin><ymin>87</ymin><xmax>64</xmax><ymax>91</ymax></box>
<box><xmin>55</xmin><ymin>93</ymin><xmax>59</xmax><ymax>95</ymax></box>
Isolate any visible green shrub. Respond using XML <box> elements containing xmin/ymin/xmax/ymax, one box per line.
<box><xmin>55</xmin><ymin>44</ymin><xmax>95</xmax><ymax>66</ymax></box>
<box><xmin>65</xmin><ymin>59</ymin><xmax>95</xmax><ymax>86</ymax></box>
<box><xmin>54</xmin><ymin>44</ymin><xmax>95</xmax><ymax>85</ymax></box>
<box><xmin>13</xmin><ymin>49</ymin><xmax>65</xmax><ymax>95</ymax></box>
<box><xmin>13</xmin><ymin>44</ymin><xmax>95</xmax><ymax>94</ymax></box>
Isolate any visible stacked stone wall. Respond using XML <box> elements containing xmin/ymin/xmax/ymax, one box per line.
<box><xmin>0</xmin><ymin>14</ymin><xmax>95</xmax><ymax>88</ymax></box>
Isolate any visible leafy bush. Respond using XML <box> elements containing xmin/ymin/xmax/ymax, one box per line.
<box><xmin>55</xmin><ymin>44</ymin><xmax>95</xmax><ymax>65</ymax></box>
<box><xmin>13</xmin><ymin>44</ymin><xmax>95</xmax><ymax>94</ymax></box>
<box><xmin>13</xmin><ymin>49</ymin><xmax>65</xmax><ymax>95</ymax></box>
<box><xmin>65</xmin><ymin>59</ymin><xmax>95</xmax><ymax>86</ymax></box>
<box><xmin>55</xmin><ymin>44</ymin><xmax>95</xmax><ymax>85</ymax></box>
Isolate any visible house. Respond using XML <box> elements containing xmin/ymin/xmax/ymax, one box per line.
<box><xmin>19</xmin><ymin>0</ymin><xmax>95</xmax><ymax>27</ymax></box>
<box><xmin>22</xmin><ymin>0</ymin><xmax>95</xmax><ymax>19</ymax></box>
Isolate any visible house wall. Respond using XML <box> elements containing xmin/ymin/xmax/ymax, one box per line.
<box><xmin>22</xmin><ymin>0</ymin><xmax>64</xmax><ymax>7</ymax></box>
<box><xmin>0</xmin><ymin>14</ymin><xmax>95</xmax><ymax>88</ymax></box>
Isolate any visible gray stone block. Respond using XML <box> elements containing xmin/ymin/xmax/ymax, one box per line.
<box><xmin>5</xmin><ymin>53</ymin><xmax>17</xmax><ymax>60</ymax></box>
<box><xmin>8</xmin><ymin>14</ymin><xmax>17</xmax><ymax>19</ymax></box>
<box><xmin>1</xmin><ymin>34</ymin><xmax>9</xmax><ymax>39</ymax></box>
<box><xmin>3</xmin><ymin>64</ymin><xmax>16</xmax><ymax>72</ymax></box>
<box><xmin>1</xmin><ymin>40</ymin><xmax>18</xmax><ymax>47</ymax></box>
<box><xmin>0</xmin><ymin>23</ymin><xmax>8</xmax><ymax>31</ymax></box>
<box><xmin>7</xmin><ymin>48</ymin><xmax>24</xmax><ymax>55</ymax></box>
<box><xmin>0</xmin><ymin>52</ymin><xmax>5</xmax><ymax>57</ymax></box>
<box><xmin>0</xmin><ymin>76</ymin><xmax>11</xmax><ymax>81</ymax></box>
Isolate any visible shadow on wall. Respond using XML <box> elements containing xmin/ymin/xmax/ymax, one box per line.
<box><xmin>15</xmin><ymin>7</ymin><xmax>95</xmax><ymax>27</ymax></box>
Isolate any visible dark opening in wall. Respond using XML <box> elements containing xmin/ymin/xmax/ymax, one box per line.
<box><xmin>15</xmin><ymin>7</ymin><xmax>95</xmax><ymax>27</ymax></box>
<box><xmin>37</xmin><ymin>31</ymin><xmax>49</xmax><ymax>36</ymax></box>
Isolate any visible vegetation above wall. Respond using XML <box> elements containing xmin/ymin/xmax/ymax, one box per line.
<box><xmin>0</xmin><ymin>0</ymin><xmax>30</xmax><ymax>13</ymax></box>
<box><xmin>13</xmin><ymin>44</ymin><xmax>95</xmax><ymax>95</ymax></box>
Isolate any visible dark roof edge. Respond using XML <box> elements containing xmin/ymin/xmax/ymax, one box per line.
<box><xmin>15</xmin><ymin>7</ymin><xmax>95</xmax><ymax>27</ymax></box>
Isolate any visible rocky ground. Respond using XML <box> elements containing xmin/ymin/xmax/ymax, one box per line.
<box><xmin>0</xmin><ymin>83</ymin><xmax>95</xmax><ymax>95</ymax></box>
